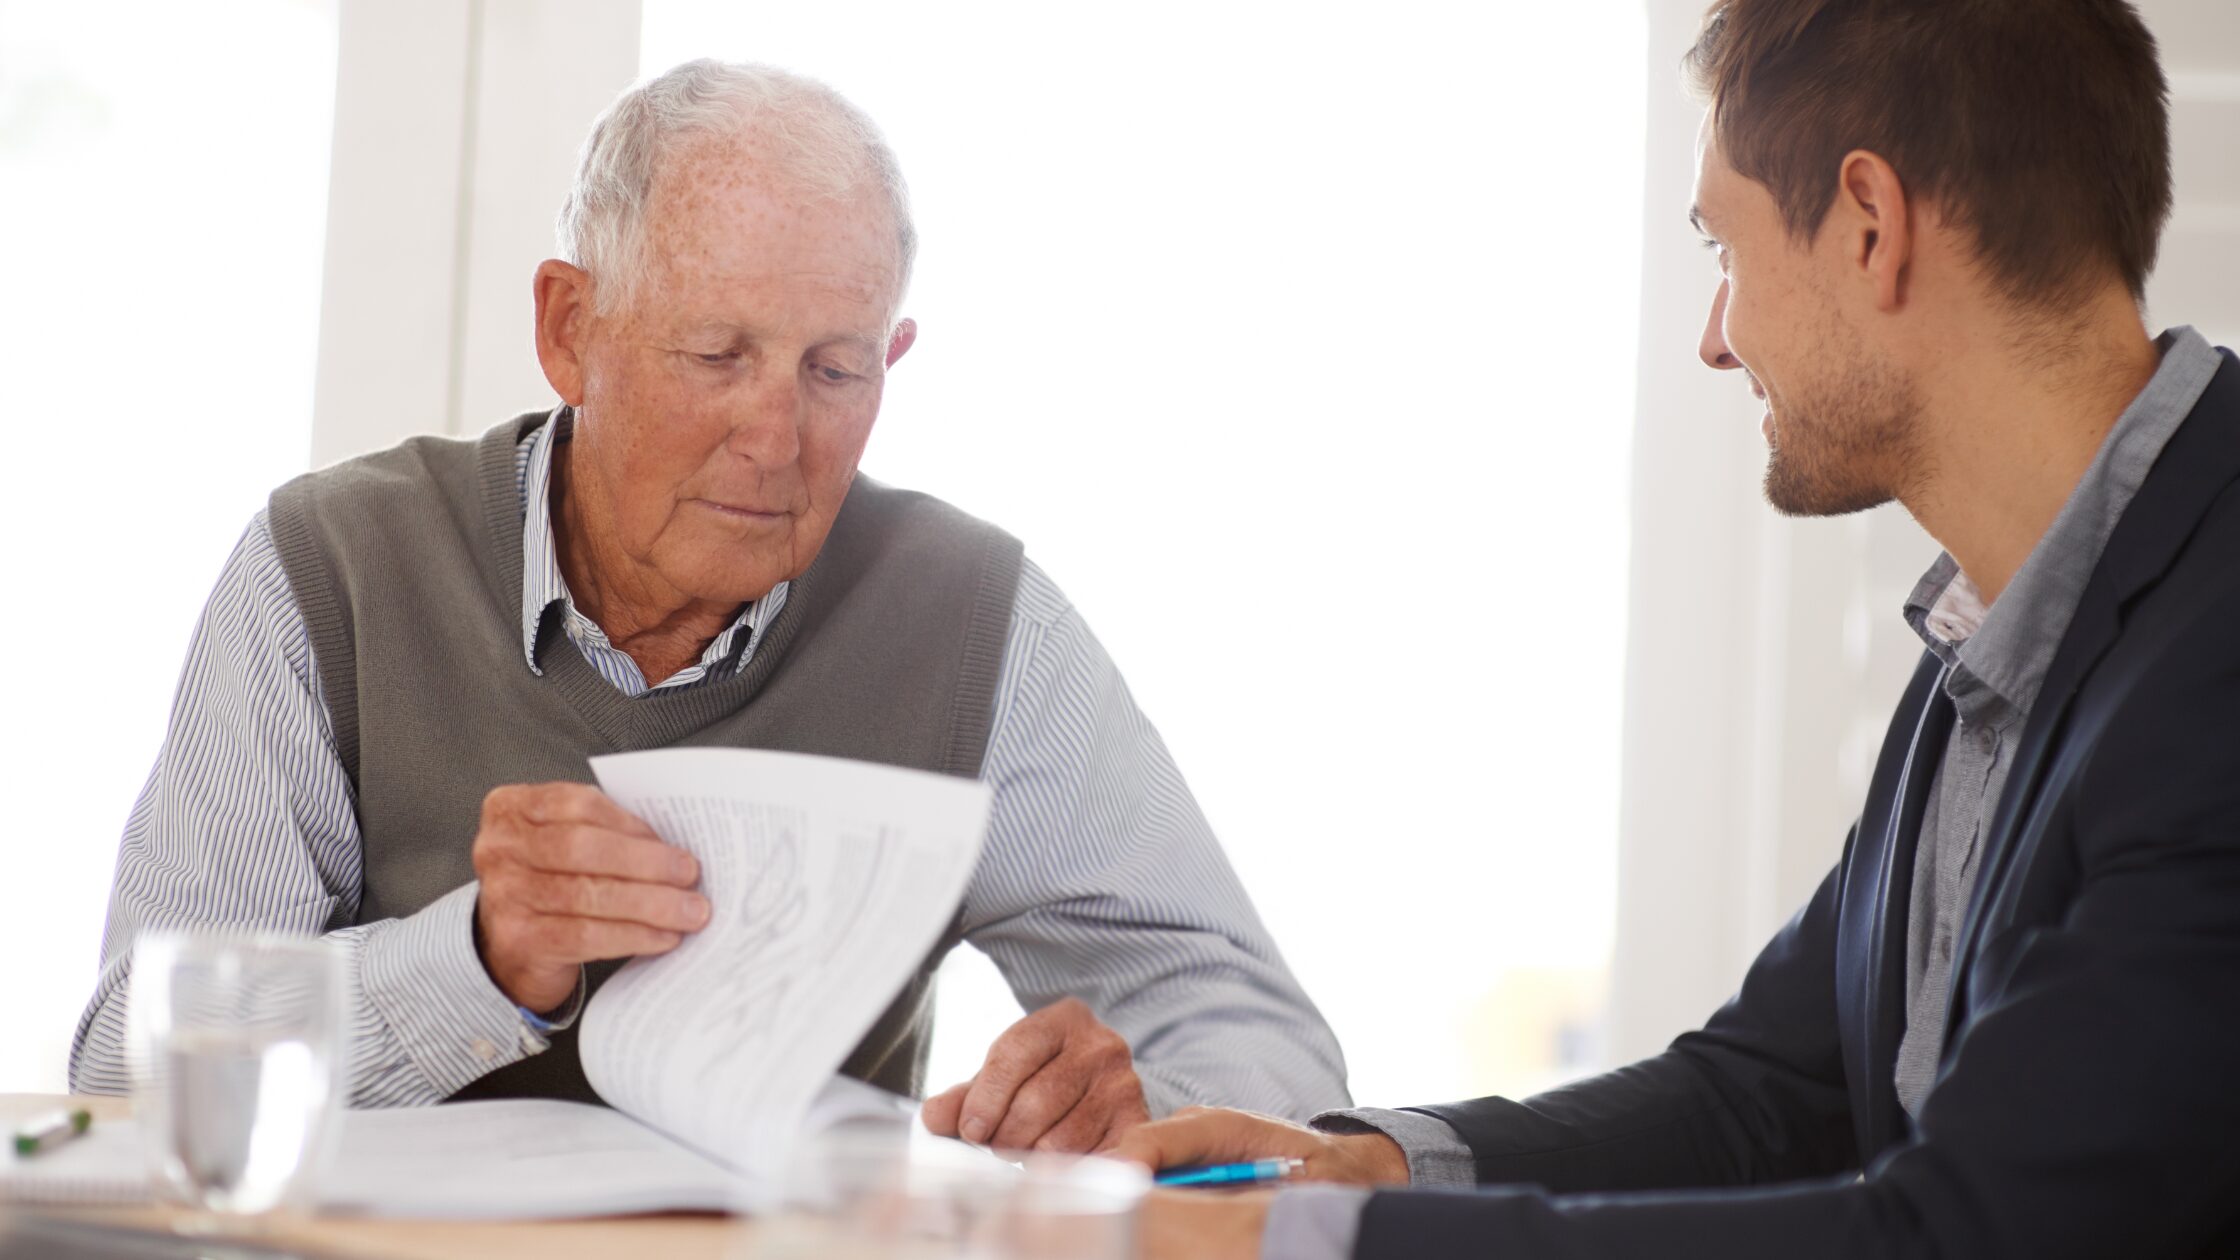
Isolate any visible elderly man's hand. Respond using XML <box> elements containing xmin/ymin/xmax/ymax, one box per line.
<box><xmin>1134</xmin><ymin>1188</ymin><xmax>1274</xmax><ymax>1260</ymax></box>
<box><xmin>471</xmin><ymin>782</ymin><xmax>708</xmax><ymax>1013</ymax></box>
<box><xmin>920</xmin><ymin>998</ymin><xmax>1149</xmax><ymax>1153</ymax></box>
<box><xmin>1108</xmin><ymin>1107</ymin><xmax>1410</xmax><ymax>1187</ymax></box>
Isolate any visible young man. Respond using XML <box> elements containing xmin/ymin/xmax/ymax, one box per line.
<box><xmin>1118</xmin><ymin>1</ymin><xmax>2240</xmax><ymax>1255</ymax></box>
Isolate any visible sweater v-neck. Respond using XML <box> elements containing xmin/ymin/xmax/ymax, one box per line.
<box><xmin>473</xmin><ymin>412</ymin><xmax>825</xmax><ymax>752</ymax></box>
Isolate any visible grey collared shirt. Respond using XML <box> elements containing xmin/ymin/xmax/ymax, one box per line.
<box><xmin>1261</xmin><ymin>326</ymin><xmax>2224</xmax><ymax>1260</ymax></box>
<box><xmin>1892</xmin><ymin>326</ymin><xmax>2219</xmax><ymax>1112</ymax></box>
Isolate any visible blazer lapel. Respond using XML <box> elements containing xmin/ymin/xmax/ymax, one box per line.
<box><xmin>1844</xmin><ymin>651</ymin><xmax>1951</xmax><ymax>1158</ymax></box>
<box><xmin>1943</xmin><ymin>350</ymin><xmax>2240</xmax><ymax>1049</ymax></box>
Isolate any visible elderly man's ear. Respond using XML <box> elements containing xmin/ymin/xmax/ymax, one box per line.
<box><xmin>885</xmin><ymin>318</ymin><xmax>918</xmax><ymax>369</ymax></box>
<box><xmin>533</xmin><ymin>259</ymin><xmax>593</xmax><ymax>407</ymax></box>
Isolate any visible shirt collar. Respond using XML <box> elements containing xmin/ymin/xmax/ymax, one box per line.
<box><xmin>1903</xmin><ymin>326</ymin><xmax>2223</xmax><ymax>715</ymax></box>
<box><xmin>516</xmin><ymin>415</ymin><xmax>769</xmax><ymax>679</ymax></box>
<box><xmin>1903</xmin><ymin>554</ymin><xmax>1987</xmax><ymax>663</ymax></box>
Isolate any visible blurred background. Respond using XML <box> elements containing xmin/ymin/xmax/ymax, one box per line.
<box><xmin>2</xmin><ymin>0</ymin><xmax>2234</xmax><ymax>1108</ymax></box>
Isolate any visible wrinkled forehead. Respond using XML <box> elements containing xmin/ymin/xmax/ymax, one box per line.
<box><xmin>637</xmin><ymin>134</ymin><xmax>903</xmax><ymax>309</ymax></box>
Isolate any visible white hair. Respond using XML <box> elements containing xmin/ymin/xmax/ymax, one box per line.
<box><xmin>557</xmin><ymin>59</ymin><xmax>916</xmax><ymax>317</ymax></box>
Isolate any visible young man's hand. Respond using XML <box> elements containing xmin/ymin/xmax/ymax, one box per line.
<box><xmin>1108</xmin><ymin>1105</ymin><xmax>1411</xmax><ymax>1186</ymax></box>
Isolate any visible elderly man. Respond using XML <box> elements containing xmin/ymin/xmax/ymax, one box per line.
<box><xmin>69</xmin><ymin>60</ymin><xmax>1346</xmax><ymax>1153</ymax></box>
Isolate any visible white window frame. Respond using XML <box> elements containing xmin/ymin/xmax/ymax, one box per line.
<box><xmin>310</xmin><ymin>0</ymin><xmax>643</xmax><ymax>466</ymax></box>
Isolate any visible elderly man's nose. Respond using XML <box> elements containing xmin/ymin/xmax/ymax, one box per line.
<box><xmin>726</xmin><ymin>380</ymin><xmax>804</xmax><ymax>464</ymax></box>
<box><xmin>1699</xmin><ymin>279</ymin><xmax>1741</xmax><ymax>371</ymax></box>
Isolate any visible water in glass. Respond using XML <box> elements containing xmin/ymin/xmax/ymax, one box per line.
<box><xmin>155</xmin><ymin>1028</ymin><xmax>333</xmax><ymax>1213</ymax></box>
<box><xmin>127</xmin><ymin>931</ymin><xmax>345</xmax><ymax>1219</ymax></box>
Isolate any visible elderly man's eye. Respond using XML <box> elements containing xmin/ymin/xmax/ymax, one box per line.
<box><xmin>694</xmin><ymin>351</ymin><xmax>738</xmax><ymax>366</ymax></box>
<box><xmin>814</xmin><ymin>364</ymin><xmax>856</xmax><ymax>384</ymax></box>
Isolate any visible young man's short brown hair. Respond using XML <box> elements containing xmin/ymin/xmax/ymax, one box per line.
<box><xmin>1686</xmin><ymin>0</ymin><xmax>2172</xmax><ymax>310</ymax></box>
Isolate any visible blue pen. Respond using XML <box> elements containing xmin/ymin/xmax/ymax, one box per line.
<box><xmin>1154</xmin><ymin>1157</ymin><xmax>1306</xmax><ymax>1188</ymax></box>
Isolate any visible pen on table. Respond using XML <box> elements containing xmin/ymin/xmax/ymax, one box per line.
<box><xmin>1154</xmin><ymin>1157</ymin><xmax>1306</xmax><ymax>1188</ymax></box>
<box><xmin>11</xmin><ymin>1109</ymin><xmax>92</xmax><ymax>1158</ymax></box>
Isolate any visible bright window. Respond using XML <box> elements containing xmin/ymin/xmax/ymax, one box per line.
<box><xmin>642</xmin><ymin>1</ymin><xmax>1648</xmax><ymax>1105</ymax></box>
<box><xmin>0</xmin><ymin>0</ymin><xmax>336</xmax><ymax>1090</ymax></box>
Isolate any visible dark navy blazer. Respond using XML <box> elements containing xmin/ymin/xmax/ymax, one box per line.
<box><xmin>1358</xmin><ymin>352</ymin><xmax>2240</xmax><ymax>1259</ymax></box>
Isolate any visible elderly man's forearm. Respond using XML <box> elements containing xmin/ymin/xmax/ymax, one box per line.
<box><xmin>69</xmin><ymin>886</ymin><xmax>556</xmax><ymax>1107</ymax></box>
<box><xmin>1129</xmin><ymin>993</ymin><xmax>1353</xmax><ymax>1119</ymax></box>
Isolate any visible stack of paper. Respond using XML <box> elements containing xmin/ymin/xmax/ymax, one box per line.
<box><xmin>582</xmin><ymin>748</ymin><xmax>990</xmax><ymax>1182</ymax></box>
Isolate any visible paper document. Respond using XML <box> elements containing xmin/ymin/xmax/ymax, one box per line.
<box><xmin>326</xmin><ymin>1098</ymin><xmax>733</xmax><ymax>1218</ymax></box>
<box><xmin>583</xmin><ymin>749</ymin><xmax>989</xmax><ymax>1180</ymax></box>
<box><xmin>1</xmin><ymin>1077</ymin><xmax>917</xmax><ymax>1219</ymax></box>
<box><xmin>331</xmin><ymin>1075</ymin><xmax>914</xmax><ymax>1217</ymax></box>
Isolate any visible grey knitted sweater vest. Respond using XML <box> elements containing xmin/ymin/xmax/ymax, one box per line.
<box><xmin>265</xmin><ymin>409</ymin><xmax>1023</xmax><ymax>1105</ymax></box>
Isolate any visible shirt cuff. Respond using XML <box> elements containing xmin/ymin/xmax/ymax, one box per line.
<box><xmin>1262</xmin><ymin>1183</ymin><xmax>1372</xmax><ymax>1260</ymax></box>
<box><xmin>517</xmin><ymin>970</ymin><xmax>586</xmax><ymax>1034</ymax></box>
<box><xmin>1311</xmin><ymin>1107</ymin><xmax>1476</xmax><ymax>1188</ymax></box>
<box><xmin>355</xmin><ymin>881</ymin><xmax>553</xmax><ymax>1098</ymax></box>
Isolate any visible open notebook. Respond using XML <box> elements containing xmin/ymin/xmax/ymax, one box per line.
<box><xmin>0</xmin><ymin>1076</ymin><xmax>912</xmax><ymax>1218</ymax></box>
<box><xmin>5</xmin><ymin>749</ymin><xmax>991</xmax><ymax>1219</ymax></box>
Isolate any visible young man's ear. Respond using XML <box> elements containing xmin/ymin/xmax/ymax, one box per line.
<box><xmin>1837</xmin><ymin>150</ymin><xmax>1914</xmax><ymax>312</ymax></box>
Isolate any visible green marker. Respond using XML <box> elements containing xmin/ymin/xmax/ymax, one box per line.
<box><xmin>11</xmin><ymin>1109</ymin><xmax>92</xmax><ymax>1157</ymax></box>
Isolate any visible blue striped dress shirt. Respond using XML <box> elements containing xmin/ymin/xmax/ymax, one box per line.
<box><xmin>70</xmin><ymin>421</ymin><xmax>1349</xmax><ymax>1120</ymax></box>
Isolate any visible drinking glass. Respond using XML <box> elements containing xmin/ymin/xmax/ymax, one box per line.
<box><xmin>125</xmin><ymin>930</ymin><xmax>347</xmax><ymax>1223</ymax></box>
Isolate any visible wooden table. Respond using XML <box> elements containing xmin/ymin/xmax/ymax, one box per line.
<box><xmin>4</xmin><ymin>1094</ymin><xmax>748</xmax><ymax>1260</ymax></box>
